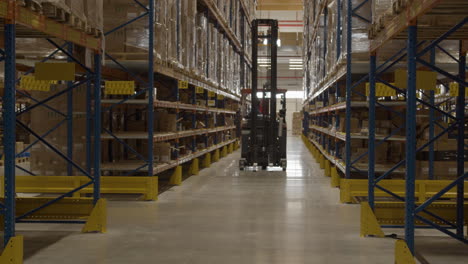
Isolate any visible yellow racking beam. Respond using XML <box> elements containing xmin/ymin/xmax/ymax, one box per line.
<box><xmin>340</xmin><ymin>179</ymin><xmax>468</xmax><ymax>204</ymax></box>
<box><xmin>0</xmin><ymin>197</ymin><xmax>107</xmax><ymax>233</ymax></box>
<box><xmin>360</xmin><ymin>201</ymin><xmax>468</xmax><ymax>237</ymax></box>
<box><xmin>1</xmin><ymin>176</ymin><xmax>158</xmax><ymax>201</ymax></box>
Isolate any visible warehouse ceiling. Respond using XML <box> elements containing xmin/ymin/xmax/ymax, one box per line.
<box><xmin>256</xmin><ymin>1</ymin><xmax>304</xmax><ymax>96</ymax></box>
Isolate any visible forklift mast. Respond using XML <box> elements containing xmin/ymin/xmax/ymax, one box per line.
<box><xmin>239</xmin><ymin>19</ymin><xmax>287</xmax><ymax>170</ymax></box>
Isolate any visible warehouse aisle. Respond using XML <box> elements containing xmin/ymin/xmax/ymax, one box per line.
<box><xmin>23</xmin><ymin>135</ymin><xmax>395</xmax><ymax>264</ymax></box>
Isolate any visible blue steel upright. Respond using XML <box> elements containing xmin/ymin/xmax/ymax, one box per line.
<box><xmin>405</xmin><ymin>23</ymin><xmax>418</xmax><ymax>254</ymax></box>
<box><xmin>3</xmin><ymin>22</ymin><xmax>16</xmax><ymax>247</ymax></box>
<box><xmin>94</xmin><ymin>53</ymin><xmax>102</xmax><ymax>204</ymax></box>
<box><xmin>86</xmin><ymin>74</ymin><xmax>92</xmax><ymax>174</ymax></box>
<box><xmin>428</xmin><ymin>48</ymin><xmax>436</xmax><ymax>180</ymax></box>
<box><xmin>368</xmin><ymin>54</ymin><xmax>376</xmax><ymax>210</ymax></box>
<box><xmin>344</xmin><ymin>0</ymin><xmax>353</xmax><ymax>178</ymax></box>
<box><xmin>455</xmin><ymin>41</ymin><xmax>465</xmax><ymax>237</ymax></box>
<box><xmin>67</xmin><ymin>43</ymin><xmax>74</xmax><ymax>176</ymax></box>
<box><xmin>148</xmin><ymin>0</ymin><xmax>155</xmax><ymax>176</ymax></box>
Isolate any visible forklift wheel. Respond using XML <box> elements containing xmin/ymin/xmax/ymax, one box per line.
<box><xmin>281</xmin><ymin>159</ymin><xmax>287</xmax><ymax>171</ymax></box>
<box><xmin>239</xmin><ymin>159</ymin><xmax>246</xmax><ymax>171</ymax></box>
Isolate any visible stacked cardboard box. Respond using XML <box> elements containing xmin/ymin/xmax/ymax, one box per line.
<box><xmin>154</xmin><ymin>143</ymin><xmax>172</xmax><ymax>163</ymax></box>
<box><xmin>156</xmin><ymin>111</ymin><xmax>177</xmax><ymax>133</ymax></box>
<box><xmin>103</xmin><ymin>0</ymin><xmax>250</xmax><ymax>96</ymax></box>
<box><xmin>292</xmin><ymin>112</ymin><xmax>302</xmax><ymax>135</ymax></box>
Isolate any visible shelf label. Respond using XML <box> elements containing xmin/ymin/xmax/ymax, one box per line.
<box><xmin>395</xmin><ymin>69</ymin><xmax>437</xmax><ymax>91</ymax></box>
<box><xmin>105</xmin><ymin>81</ymin><xmax>135</xmax><ymax>95</ymax></box>
<box><xmin>208</xmin><ymin>91</ymin><xmax>216</xmax><ymax>97</ymax></box>
<box><xmin>217</xmin><ymin>94</ymin><xmax>224</xmax><ymax>100</ymax></box>
<box><xmin>178</xmin><ymin>80</ymin><xmax>189</xmax><ymax>89</ymax></box>
<box><xmin>35</xmin><ymin>62</ymin><xmax>75</xmax><ymax>81</ymax></box>
<box><xmin>449</xmin><ymin>82</ymin><xmax>468</xmax><ymax>97</ymax></box>
<box><xmin>20</xmin><ymin>75</ymin><xmax>57</xmax><ymax>92</ymax></box>
<box><xmin>365</xmin><ymin>82</ymin><xmax>396</xmax><ymax>97</ymax></box>
<box><xmin>196</xmin><ymin>86</ymin><xmax>204</xmax><ymax>94</ymax></box>
<box><xmin>208</xmin><ymin>100</ymin><xmax>216</xmax><ymax>107</ymax></box>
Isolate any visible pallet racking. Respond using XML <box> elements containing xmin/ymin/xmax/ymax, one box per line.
<box><xmin>0</xmin><ymin>0</ymin><xmax>253</xmax><ymax>261</ymax></box>
<box><xmin>302</xmin><ymin>0</ymin><xmax>467</xmax><ymax>261</ymax></box>
<box><xmin>0</xmin><ymin>0</ymin><xmax>105</xmax><ymax>261</ymax></box>
<box><xmin>365</xmin><ymin>1</ymin><xmax>467</xmax><ymax>260</ymax></box>
<box><xmin>99</xmin><ymin>0</ymin><xmax>251</xmax><ymax>193</ymax></box>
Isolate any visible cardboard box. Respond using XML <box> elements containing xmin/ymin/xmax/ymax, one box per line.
<box><xmin>375</xmin><ymin>142</ymin><xmax>388</xmax><ymax>163</ymax></box>
<box><xmin>417</xmin><ymin>161</ymin><xmax>468</xmax><ymax>179</ymax></box>
<box><xmin>361</xmin><ymin>120</ymin><xmax>369</xmax><ymax>135</ymax></box>
<box><xmin>155</xmin><ymin>142</ymin><xmax>171</xmax><ymax>163</ymax></box>
<box><xmin>158</xmin><ymin>112</ymin><xmax>177</xmax><ymax>132</ymax></box>
<box><xmin>389</xmin><ymin>142</ymin><xmax>403</xmax><ymax>163</ymax></box>
<box><xmin>350</xmin><ymin>139</ymin><xmax>364</xmax><ymax>148</ymax></box>
<box><xmin>436</xmin><ymin>139</ymin><xmax>459</xmax><ymax>151</ymax></box>
<box><xmin>351</xmin><ymin>148</ymin><xmax>368</xmax><ymax>164</ymax></box>
<box><xmin>350</xmin><ymin>118</ymin><xmax>360</xmax><ymax>133</ymax></box>
<box><xmin>127</xmin><ymin>120</ymin><xmax>146</xmax><ymax>131</ymax></box>
<box><xmin>376</xmin><ymin>127</ymin><xmax>390</xmax><ymax>135</ymax></box>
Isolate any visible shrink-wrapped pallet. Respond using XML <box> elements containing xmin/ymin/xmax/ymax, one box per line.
<box><xmin>195</xmin><ymin>13</ymin><xmax>208</xmax><ymax>77</ymax></box>
<box><xmin>341</xmin><ymin>0</ymin><xmax>371</xmax><ymax>58</ymax></box>
<box><xmin>325</xmin><ymin>0</ymin><xmax>337</xmax><ymax>75</ymax></box>
<box><xmin>36</xmin><ymin>0</ymin><xmax>84</xmax><ymax>21</ymax></box>
<box><xmin>372</xmin><ymin>0</ymin><xmax>393</xmax><ymax>22</ymax></box>
<box><xmin>84</xmin><ymin>0</ymin><xmax>103</xmax><ymax>31</ymax></box>
<box><xmin>155</xmin><ymin>0</ymin><xmax>168</xmax><ymax>62</ymax></box>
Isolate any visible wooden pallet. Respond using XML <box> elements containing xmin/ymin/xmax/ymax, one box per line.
<box><xmin>0</xmin><ymin>157</ymin><xmax>30</xmax><ymax>166</ymax></box>
<box><xmin>18</xmin><ymin>0</ymin><xmax>42</xmax><ymax>13</ymax></box>
<box><xmin>41</xmin><ymin>2</ymin><xmax>69</xmax><ymax>22</ymax></box>
<box><xmin>68</xmin><ymin>14</ymin><xmax>87</xmax><ymax>31</ymax></box>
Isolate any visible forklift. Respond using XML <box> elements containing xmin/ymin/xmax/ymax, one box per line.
<box><xmin>239</xmin><ymin>19</ymin><xmax>287</xmax><ymax>171</ymax></box>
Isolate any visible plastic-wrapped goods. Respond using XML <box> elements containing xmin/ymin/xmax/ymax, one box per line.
<box><xmin>245</xmin><ymin>19</ymin><xmax>252</xmax><ymax>60</ymax></box>
<box><xmin>372</xmin><ymin>0</ymin><xmax>392</xmax><ymax>22</ymax></box>
<box><xmin>65</xmin><ymin>0</ymin><xmax>86</xmax><ymax>21</ymax></box>
<box><xmin>341</xmin><ymin>0</ymin><xmax>371</xmax><ymax>58</ymax></box>
<box><xmin>103</xmin><ymin>0</ymin><xmax>147</xmax><ymax>53</ymax></box>
<box><xmin>84</xmin><ymin>0</ymin><xmax>104</xmax><ymax>31</ymax></box>
<box><xmin>155</xmin><ymin>0</ymin><xmax>168</xmax><ymax>62</ymax></box>
<box><xmin>16</xmin><ymin>1</ymin><xmax>103</xmax><ymax>58</ymax></box>
<box><xmin>187</xmin><ymin>0</ymin><xmax>197</xmax><ymax>72</ymax></box>
<box><xmin>325</xmin><ymin>0</ymin><xmax>337</xmax><ymax>74</ymax></box>
<box><xmin>36</xmin><ymin>0</ymin><xmax>83</xmax><ymax>20</ymax></box>
<box><xmin>208</xmin><ymin>23</ymin><xmax>219</xmax><ymax>86</ymax></box>
<box><xmin>217</xmin><ymin>34</ymin><xmax>225</xmax><ymax>87</ymax></box>
<box><xmin>167</xmin><ymin>0</ymin><xmax>182</xmax><ymax>68</ymax></box>
<box><xmin>36</xmin><ymin>0</ymin><xmax>103</xmax><ymax>30</ymax></box>
<box><xmin>195</xmin><ymin>13</ymin><xmax>208</xmax><ymax>77</ymax></box>
<box><xmin>180</xmin><ymin>0</ymin><xmax>197</xmax><ymax>70</ymax></box>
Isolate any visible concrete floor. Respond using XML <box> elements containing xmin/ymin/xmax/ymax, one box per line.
<box><xmin>17</xmin><ymin>135</ymin><xmax>468</xmax><ymax>263</ymax></box>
